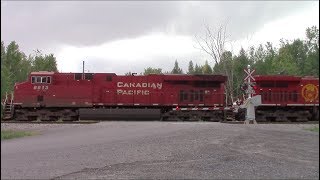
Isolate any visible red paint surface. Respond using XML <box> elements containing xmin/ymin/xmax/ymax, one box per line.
<box><xmin>13</xmin><ymin>72</ymin><xmax>227</xmax><ymax>108</ymax></box>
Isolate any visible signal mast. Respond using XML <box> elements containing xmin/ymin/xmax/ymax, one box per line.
<box><xmin>242</xmin><ymin>65</ymin><xmax>261</xmax><ymax>124</ymax></box>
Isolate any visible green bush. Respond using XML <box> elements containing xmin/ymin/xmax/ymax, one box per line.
<box><xmin>305</xmin><ymin>126</ymin><xmax>319</xmax><ymax>133</ymax></box>
<box><xmin>1</xmin><ymin>130</ymin><xmax>35</xmax><ymax>140</ymax></box>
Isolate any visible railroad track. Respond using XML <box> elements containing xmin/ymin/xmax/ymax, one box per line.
<box><xmin>221</xmin><ymin>121</ymin><xmax>319</xmax><ymax>124</ymax></box>
<box><xmin>1</xmin><ymin>120</ymin><xmax>99</xmax><ymax>124</ymax></box>
<box><xmin>2</xmin><ymin>119</ymin><xmax>319</xmax><ymax>124</ymax></box>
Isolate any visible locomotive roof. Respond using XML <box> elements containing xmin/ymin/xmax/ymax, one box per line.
<box><xmin>254</xmin><ymin>75</ymin><xmax>302</xmax><ymax>81</ymax></box>
<box><xmin>30</xmin><ymin>71</ymin><xmax>55</xmax><ymax>75</ymax></box>
<box><xmin>29</xmin><ymin>71</ymin><xmax>226</xmax><ymax>79</ymax></box>
<box><xmin>301</xmin><ymin>76</ymin><xmax>319</xmax><ymax>80</ymax></box>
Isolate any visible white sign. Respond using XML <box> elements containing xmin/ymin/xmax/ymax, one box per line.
<box><xmin>244</xmin><ymin>69</ymin><xmax>256</xmax><ymax>81</ymax></box>
<box><xmin>251</xmin><ymin>95</ymin><xmax>262</xmax><ymax>106</ymax></box>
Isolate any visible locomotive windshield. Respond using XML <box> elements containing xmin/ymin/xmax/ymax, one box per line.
<box><xmin>31</xmin><ymin>76</ymin><xmax>51</xmax><ymax>84</ymax></box>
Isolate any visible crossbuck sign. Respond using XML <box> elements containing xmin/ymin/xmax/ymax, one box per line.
<box><xmin>244</xmin><ymin>68</ymin><xmax>255</xmax><ymax>81</ymax></box>
<box><xmin>243</xmin><ymin>65</ymin><xmax>256</xmax><ymax>98</ymax></box>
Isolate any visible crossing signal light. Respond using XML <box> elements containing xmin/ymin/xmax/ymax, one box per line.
<box><xmin>252</xmin><ymin>85</ymin><xmax>257</xmax><ymax>90</ymax></box>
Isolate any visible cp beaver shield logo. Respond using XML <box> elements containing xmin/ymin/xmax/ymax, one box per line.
<box><xmin>301</xmin><ymin>84</ymin><xmax>319</xmax><ymax>102</ymax></box>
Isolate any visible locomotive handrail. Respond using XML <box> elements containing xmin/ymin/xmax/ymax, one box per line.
<box><xmin>1</xmin><ymin>92</ymin><xmax>8</xmax><ymax>107</ymax></box>
<box><xmin>10</xmin><ymin>92</ymin><xmax>14</xmax><ymax>108</ymax></box>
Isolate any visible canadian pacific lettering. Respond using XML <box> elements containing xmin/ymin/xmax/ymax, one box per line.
<box><xmin>116</xmin><ymin>82</ymin><xmax>162</xmax><ymax>95</ymax></box>
<box><xmin>117</xmin><ymin>89</ymin><xmax>150</xmax><ymax>95</ymax></box>
<box><xmin>117</xmin><ymin>82</ymin><xmax>162</xmax><ymax>89</ymax></box>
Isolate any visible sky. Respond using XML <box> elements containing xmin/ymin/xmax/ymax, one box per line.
<box><xmin>1</xmin><ymin>1</ymin><xmax>319</xmax><ymax>74</ymax></box>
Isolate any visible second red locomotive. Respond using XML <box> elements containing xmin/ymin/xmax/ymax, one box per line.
<box><xmin>252</xmin><ymin>75</ymin><xmax>319</xmax><ymax>122</ymax></box>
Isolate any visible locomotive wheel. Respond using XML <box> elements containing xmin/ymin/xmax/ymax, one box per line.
<box><xmin>312</xmin><ymin>107</ymin><xmax>319</xmax><ymax>121</ymax></box>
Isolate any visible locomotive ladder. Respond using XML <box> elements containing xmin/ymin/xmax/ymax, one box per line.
<box><xmin>2</xmin><ymin>92</ymin><xmax>14</xmax><ymax>120</ymax></box>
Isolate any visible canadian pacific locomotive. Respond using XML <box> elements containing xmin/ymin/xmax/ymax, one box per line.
<box><xmin>2</xmin><ymin>71</ymin><xmax>319</xmax><ymax>122</ymax></box>
<box><xmin>2</xmin><ymin>71</ymin><xmax>232</xmax><ymax>121</ymax></box>
<box><xmin>249</xmin><ymin>75</ymin><xmax>319</xmax><ymax>122</ymax></box>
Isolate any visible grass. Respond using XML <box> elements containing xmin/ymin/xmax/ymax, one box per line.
<box><xmin>305</xmin><ymin>126</ymin><xmax>319</xmax><ymax>133</ymax></box>
<box><xmin>1</xmin><ymin>130</ymin><xmax>35</xmax><ymax>140</ymax></box>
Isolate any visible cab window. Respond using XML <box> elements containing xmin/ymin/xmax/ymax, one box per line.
<box><xmin>47</xmin><ymin>76</ymin><xmax>51</xmax><ymax>83</ymax></box>
<box><xmin>31</xmin><ymin>76</ymin><xmax>52</xmax><ymax>84</ymax></box>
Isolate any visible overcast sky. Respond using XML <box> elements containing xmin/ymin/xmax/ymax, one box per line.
<box><xmin>1</xmin><ymin>1</ymin><xmax>319</xmax><ymax>74</ymax></box>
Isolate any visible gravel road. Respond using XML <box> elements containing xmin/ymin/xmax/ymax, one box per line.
<box><xmin>1</xmin><ymin>122</ymin><xmax>319</xmax><ymax>179</ymax></box>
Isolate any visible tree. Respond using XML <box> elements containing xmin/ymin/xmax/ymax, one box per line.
<box><xmin>143</xmin><ymin>67</ymin><xmax>162</xmax><ymax>75</ymax></box>
<box><xmin>254</xmin><ymin>41</ymin><xmax>277</xmax><ymax>75</ymax></box>
<box><xmin>171</xmin><ymin>60</ymin><xmax>183</xmax><ymax>74</ymax></box>
<box><xmin>195</xmin><ymin>23</ymin><xmax>235</xmax><ymax>103</ymax></box>
<box><xmin>233</xmin><ymin>48</ymin><xmax>250</xmax><ymax>98</ymax></box>
<box><xmin>288</xmin><ymin>39</ymin><xmax>307</xmax><ymax>75</ymax></box>
<box><xmin>1</xmin><ymin>41</ymin><xmax>9</xmax><ymax>100</ymax></box>
<box><xmin>187</xmin><ymin>60</ymin><xmax>194</xmax><ymax>74</ymax></box>
<box><xmin>195</xmin><ymin>24</ymin><xmax>228</xmax><ymax>65</ymax></box>
<box><xmin>252</xmin><ymin>44</ymin><xmax>268</xmax><ymax>75</ymax></box>
<box><xmin>273</xmin><ymin>47</ymin><xmax>298</xmax><ymax>75</ymax></box>
<box><xmin>2</xmin><ymin>41</ymin><xmax>32</xmax><ymax>89</ymax></box>
<box><xmin>305</xmin><ymin>26</ymin><xmax>319</xmax><ymax>77</ymax></box>
<box><xmin>202</xmin><ymin>60</ymin><xmax>213</xmax><ymax>74</ymax></box>
<box><xmin>194</xmin><ymin>64</ymin><xmax>203</xmax><ymax>74</ymax></box>
<box><xmin>31</xmin><ymin>50</ymin><xmax>58</xmax><ymax>72</ymax></box>
<box><xmin>306</xmin><ymin>26</ymin><xmax>319</xmax><ymax>52</ymax></box>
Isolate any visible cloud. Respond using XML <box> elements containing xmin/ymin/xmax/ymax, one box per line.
<box><xmin>1</xmin><ymin>1</ymin><xmax>318</xmax><ymax>74</ymax></box>
<box><xmin>1</xmin><ymin>1</ymin><xmax>181</xmax><ymax>53</ymax></box>
<box><xmin>2</xmin><ymin>1</ymin><xmax>315</xmax><ymax>54</ymax></box>
<box><xmin>56</xmin><ymin>33</ymin><xmax>209</xmax><ymax>74</ymax></box>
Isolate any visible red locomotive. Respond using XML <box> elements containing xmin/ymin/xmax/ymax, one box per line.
<box><xmin>251</xmin><ymin>75</ymin><xmax>319</xmax><ymax>122</ymax></box>
<box><xmin>2</xmin><ymin>71</ymin><xmax>231</xmax><ymax>121</ymax></box>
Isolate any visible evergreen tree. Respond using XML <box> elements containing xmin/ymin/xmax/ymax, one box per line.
<box><xmin>171</xmin><ymin>60</ymin><xmax>183</xmax><ymax>74</ymax></box>
<box><xmin>143</xmin><ymin>67</ymin><xmax>162</xmax><ymax>75</ymax></box>
<box><xmin>202</xmin><ymin>60</ymin><xmax>213</xmax><ymax>74</ymax></box>
<box><xmin>187</xmin><ymin>60</ymin><xmax>194</xmax><ymax>74</ymax></box>
<box><xmin>194</xmin><ymin>64</ymin><xmax>203</xmax><ymax>74</ymax></box>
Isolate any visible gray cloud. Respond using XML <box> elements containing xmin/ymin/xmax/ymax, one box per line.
<box><xmin>2</xmin><ymin>1</ymin><xmax>315</xmax><ymax>54</ymax></box>
<box><xmin>1</xmin><ymin>1</ymin><xmax>181</xmax><ymax>53</ymax></box>
<box><xmin>172</xmin><ymin>1</ymin><xmax>315</xmax><ymax>40</ymax></box>
<box><xmin>1</xmin><ymin>1</ymin><xmax>318</xmax><ymax>74</ymax></box>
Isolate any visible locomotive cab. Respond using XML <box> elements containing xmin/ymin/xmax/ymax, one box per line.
<box><xmin>13</xmin><ymin>71</ymin><xmax>55</xmax><ymax>108</ymax></box>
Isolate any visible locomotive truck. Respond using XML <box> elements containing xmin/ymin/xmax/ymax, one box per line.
<box><xmin>2</xmin><ymin>71</ymin><xmax>232</xmax><ymax>122</ymax></box>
